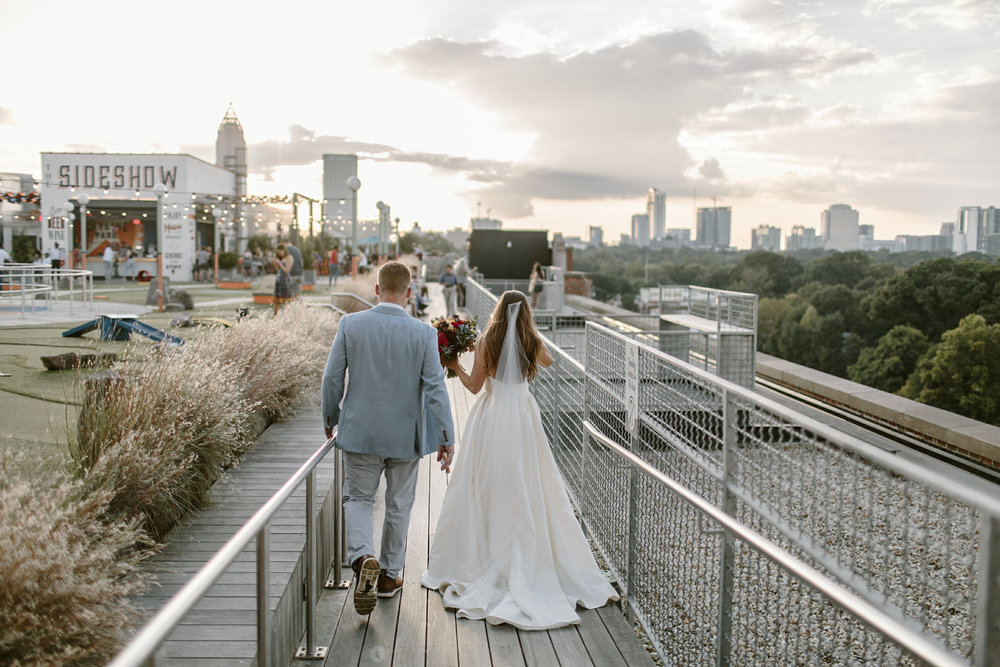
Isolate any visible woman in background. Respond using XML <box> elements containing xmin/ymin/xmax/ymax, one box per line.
<box><xmin>272</xmin><ymin>244</ymin><xmax>294</xmax><ymax>315</ymax></box>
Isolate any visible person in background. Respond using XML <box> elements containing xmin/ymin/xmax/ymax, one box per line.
<box><xmin>272</xmin><ymin>244</ymin><xmax>295</xmax><ymax>316</ymax></box>
<box><xmin>358</xmin><ymin>247</ymin><xmax>369</xmax><ymax>275</ymax></box>
<box><xmin>49</xmin><ymin>242</ymin><xmax>64</xmax><ymax>269</ymax></box>
<box><xmin>196</xmin><ymin>246</ymin><xmax>210</xmax><ymax>282</ymax></box>
<box><xmin>440</xmin><ymin>264</ymin><xmax>458</xmax><ymax>316</ymax></box>
<box><xmin>103</xmin><ymin>243</ymin><xmax>116</xmax><ymax>281</ymax></box>
<box><xmin>70</xmin><ymin>244</ymin><xmax>81</xmax><ymax>269</ymax></box>
<box><xmin>528</xmin><ymin>261</ymin><xmax>545</xmax><ymax>309</ymax></box>
<box><xmin>410</xmin><ymin>265</ymin><xmax>428</xmax><ymax>316</ymax></box>
<box><xmin>0</xmin><ymin>241</ymin><xmax>10</xmax><ymax>265</ymax></box>
<box><xmin>122</xmin><ymin>247</ymin><xmax>136</xmax><ymax>282</ymax></box>
<box><xmin>328</xmin><ymin>246</ymin><xmax>340</xmax><ymax>287</ymax></box>
<box><xmin>453</xmin><ymin>254</ymin><xmax>475</xmax><ymax>308</ymax></box>
<box><xmin>284</xmin><ymin>240</ymin><xmax>304</xmax><ymax>296</ymax></box>
<box><xmin>242</xmin><ymin>247</ymin><xmax>254</xmax><ymax>278</ymax></box>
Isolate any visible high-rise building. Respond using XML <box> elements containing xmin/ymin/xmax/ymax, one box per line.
<box><xmin>751</xmin><ymin>225</ymin><xmax>781</xmax><ymax>251</ymax></box>
<box><xmin>588</xmin><ymin>225</ymin><xmax>604</xmax><ymax>247</ymax></box>
<box><xmin>954</xmin><ymin>206</ymin><xmax>982</xmax><ymax>254</ymax></box>
<box><xmin>631</xmin><ymin>213</ymin><xmax>650</xmax><ymax>247</ymax></box>
<box><xmin>820</xmin><ymin>204</ymin><xmax>859</xmax><ymax>251</ymax></box>
<box><xmin>665</xmin><ymin>228</ymin><xmax>691</xmax><ymax>244</ymax></box>
<box><xmin>696</xmin><ymin>206</ymin><xmax>731</xmax><ymax>249</ymax></box>
<box><xmin>786</xmin><ymin>225</ymin><xmax>821</xmax><ymax>252</ymax></box>
<box><xmin>646</xmin><ymin>188</ymin><xmax>666</xmax><ymax>240</ymax></box>
<box><xmin>216</xmin><ymin>104</ymin><xmax>248</xmax><ymax>242</ymax></box>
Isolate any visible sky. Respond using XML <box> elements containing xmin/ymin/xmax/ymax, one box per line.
<box><xmin>2</xmin><ymin>0</ymin><xmax>998</xmax><ymax>248</ymax></box>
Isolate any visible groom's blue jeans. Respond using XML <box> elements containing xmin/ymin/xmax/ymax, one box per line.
<box><xmin>342</xmin><ymin>452</ymin><xmax>420</xmax><ymax>578</ymax></box>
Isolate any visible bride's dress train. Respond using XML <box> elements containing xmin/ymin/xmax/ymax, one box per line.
<box><xmin>422</xmin><ymin>305</ymin><xmax>618</xmax><ymax>629</ymax></box>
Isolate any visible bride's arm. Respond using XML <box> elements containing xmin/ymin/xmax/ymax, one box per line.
<box><xmin>447</xmin><ymin>348</ymin><xmax>488</xmax><ymax>394</ymax></box>
<box><xmin>537</xmin><ymin>342</ymin><xmax>554</xmax><ymax>368</ymax></box>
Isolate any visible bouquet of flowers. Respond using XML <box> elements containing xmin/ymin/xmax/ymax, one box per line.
<box><xmin>432</xmin><ymin>315</ymin><xmax>479</xmax><ymax>378</ymax></box>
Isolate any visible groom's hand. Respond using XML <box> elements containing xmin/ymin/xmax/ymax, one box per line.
<box><xmin>437</xmin><ymin>445</ymin><xmax>454</xmax><ymax>473</ymax></box>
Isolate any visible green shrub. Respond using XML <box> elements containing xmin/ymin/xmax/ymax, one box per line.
<box><xmin>0</xmin><ymin>451</ymin><xmax>152</xmax><ymax>665</ymax></box>
<box><xmin>11</xmin><ymin>233</ymin><xmax>36</xmax><ymax>263</ymax></box>
<box><xmin>217</xmin><ymin>251</ymin><xmax>240</xmax><ymax>271</ymax></box>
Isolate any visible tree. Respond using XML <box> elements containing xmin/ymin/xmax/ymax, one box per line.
<box><xmin>861</xmin><ymin>258</ymin><xmax>1000</xmax><ymax>344</ymax></box>
<box><xmin>802</xmin><ymin>251</ymin><xmax>875</xmax><ymax>289</ymax></box>
<box><xmin>901</xmin><ymin>315</ymin><xmax>1000</xmax><ymax>425</ymax></box>
<box><xmin>848</xmin><ymin>325</ymin><xmax>930</xmax><ymax>393</ymax></box>
<box><xmin>728</xmin><ymin>250</ymin><xmax>803</xmax><ymax>298</ymax></box>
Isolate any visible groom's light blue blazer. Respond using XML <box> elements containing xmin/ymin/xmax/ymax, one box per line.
<box><xmin>322</xmin><ymin>302</ymin><xmax>454</xmax><ymax>459</ymax></box>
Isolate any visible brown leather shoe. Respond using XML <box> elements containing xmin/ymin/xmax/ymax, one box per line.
<box><xmin>376</xmin><ymin>570</ymin><xmax>403</xmax><ymax>598</ymax></box>
<box><xmin>352</xmin><ymin>555</ymin><xmax>380</xmax><ymax>615</ymax></box>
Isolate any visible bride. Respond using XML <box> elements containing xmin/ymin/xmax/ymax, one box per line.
<box><xmin>421</xmin><ymin>290</ymin><xmax>619</xmax><ymax>629</ymax></box>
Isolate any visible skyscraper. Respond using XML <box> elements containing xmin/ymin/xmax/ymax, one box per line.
<box><xmin>786</xmin><ymin>225</ymin><xmax>821</xmax><ymax>252</ymax></box>
<box><xmin>216</xmin><ymin>104</ymin><xmax>248</xmax><ymax>243</ymax></box>
<box><xmin>588</xmin><ymin>225</ymin><xmax>604</xmax><ymax>247</ymax></box>
<box><xmin>751</xmin><ymin>225</ymin><xmax>781</xmax><ymax>251</ymax></box>
<box><xmin>696</xmin><ymin>206</ymin><xmax>731</xmax><ymax>249</ymax></box>
<box><xmin>646</xmin><ymin>188</ymin><xmax>666</xmax><ymax>240</ymax></box>
<box><xmin>631</xmin><ymin>213</ymin><xmax>650</xmax><ymax>247</ymax></box>
<box><xmin>820</xmin><ymin>204</ymin><xmax>859</xmax><ymax>251</ymax></box>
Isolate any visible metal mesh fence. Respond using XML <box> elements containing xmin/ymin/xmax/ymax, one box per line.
<box><xmin>585</xmin><ymin>322</ymin><xmax>995</xmax><ymax>666</ymax></box>
<box><xmin>463</xmin><ymin>278</ymin><xmax>997</xmax><ymax>666</ymax></box>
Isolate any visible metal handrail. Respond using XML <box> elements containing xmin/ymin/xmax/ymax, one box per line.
<box><xmin>0</xmin><ymin>264</ymin><xmax>94</xmax><ymax>315</ymax></box>
<box><xmin>329</xmin><ymin>291</ymin><xmax>375</xmax><ymax>311</ymax></box>
<box><xmin>108</xmin><ymin>432</ymin><xmax>343</xmax><ymax>667</ymax></box>
<box><xmin>581</xmin><ymin>420</ymin><xmax>964</xmax><ymax>667</ymax></box>
<box><xmin>588</xmin><ymin>321</ymin><xmax>1000</xmax><ymax>516</ymax></box>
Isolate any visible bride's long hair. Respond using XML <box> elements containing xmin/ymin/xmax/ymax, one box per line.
<box><xmin>479</xmin><ymin>290</ymin><xmax>545</xmax><ymax>381</ymax></box>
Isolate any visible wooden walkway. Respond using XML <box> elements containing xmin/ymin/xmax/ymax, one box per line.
<box><xmin>299</xmin><ymin>380</ymin><xmax>656</xmax><ymax>667</ymax></box>
<box><xmin>133</xmin><ymin>285</ymin><xmax>656</xmax><ymax>666</ymax></box>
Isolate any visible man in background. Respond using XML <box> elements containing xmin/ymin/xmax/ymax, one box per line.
<box><xmin>284</xmin><ymin>240</ymin><xmax>303</xmax><ymax>296</ymax></box>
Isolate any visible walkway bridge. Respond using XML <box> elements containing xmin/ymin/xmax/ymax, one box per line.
<box><xmin>113</xmin><ymin>278</ymin><xmax>999</xmax><ymax>666</ymax></box>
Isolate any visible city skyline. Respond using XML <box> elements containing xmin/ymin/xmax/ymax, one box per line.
<box><xmin>2</xmin><ymin>0</ymin><xmax>997</xmax><ymax>249</ymax></box>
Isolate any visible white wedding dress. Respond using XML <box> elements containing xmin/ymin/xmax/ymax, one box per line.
<box><xmin>421</xmin><ymin>303</ymin><xmax>619</xmax><ymax>630</ymax></box>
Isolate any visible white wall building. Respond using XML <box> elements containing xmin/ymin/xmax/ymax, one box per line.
<box><xmin>40</xmin><ymin>152</ymin><xmax>236</xmax><ymax>281</ymax></box>
<box><xmin>821</xmin><ymin>204</ymin><xmax>860</xmax><ymax>251</ymax></box>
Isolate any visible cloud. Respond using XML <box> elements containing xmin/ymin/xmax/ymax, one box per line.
<box><xmin>699</xmin><ymin>158</ymin><xmax>726</xmax><ymax>181</ymax></box>
<box><xmin>865</xmin><ymin>0</ymin><xmax>1000</xmax><ymax>30</ymax></box>
<box><xmin>0</xmin><ymin>107</ymin><xmax>13</xmax><ymax>125</ymax></box>
<box><xmin>381</xmin><ymin>32</ymin><xmax>874</xmax><ymax>218</ymax></box>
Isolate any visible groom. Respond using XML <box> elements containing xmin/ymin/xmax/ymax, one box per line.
<box><xmin>322</xmin><ymin>261</ymin><xmax>455</xmax><ymax>616</ymax></box>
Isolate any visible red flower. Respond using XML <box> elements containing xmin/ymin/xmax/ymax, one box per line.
<box><xmin>438</xmin><ymin>331</ymin><xmax>449</xmax><ymax>347</ymax></box>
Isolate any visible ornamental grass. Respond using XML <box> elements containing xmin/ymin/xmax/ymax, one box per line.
<box><xmin>1</xmin><ymin>302</ymin><xmax>337</xmax><ymax>665</ymax></box>
<box><xmin>71</xmin><ymin>301</ymin><xmax>339</xmax><ymax>540</ymax></box>
<box><xmin>0</xmin><ymin>451</ymin><xmax>153</xmax><ymax>666</ymax></box>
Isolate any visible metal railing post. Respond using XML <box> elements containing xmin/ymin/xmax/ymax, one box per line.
<box><xmin>256</xmin><ymin>528</ymin><xmax>270</xmax><ymax>667</ymax></box>
<box><xmin>326</xmin><ymin>449</ymin><xmax>350</xmax><ymax>590</ymax></box>
<box><xmin>716</xmin><ymin>390</ymin><xmax>737</xmax><ymax>667</ymax></box>
<box><xmin>297</xmin><ymin>470</ymin><xmax>327</xmax><ymax>659</ymax></box>
<box><xmin>974</xmin><ymin>512</ymin><xmax>1000</xmax><ymax>666</ymax></box>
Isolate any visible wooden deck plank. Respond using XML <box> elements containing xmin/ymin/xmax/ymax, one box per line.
<box><xmin>391</xmin><ymin>459</ymin><xmax>430</xmax><ymax>666</ymax></box>
<box><xmin>518</xmin><ymin>631</ymin><xmax>558</xmax><ymax>667</ymax></box>
<box><xmin>548</xmin><ymin>625</ymin><xmax>594</xmax><ymax>666</ymax></box>
<box><xmin>575</xmin><ymin>609</ymin><xmax>628</xmax><ymax>667</ymax></box>
<box><xmin>595</xmin><ymin>606</ymin><xmax>657</xmax><ymax>667</ymax></box>
<box><xmin>456</xmin><ymin>618</ymin><xmax>492</xmax><ymax>666</ymax></box>
<box><xmin>424</xmin><ymin>453</ymin><xmax>458</xmax><ymax>666</ymax></box>
<box><xmin>484</xmin><ymin>624</ymin><xmax>527</xmax><ymax>667</ymax></box>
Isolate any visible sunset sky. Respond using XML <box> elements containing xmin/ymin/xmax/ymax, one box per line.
<box><xmin>2</xmin><ymin>0</ymin><xmax>997</xmax><ymax>247</ymax></box>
